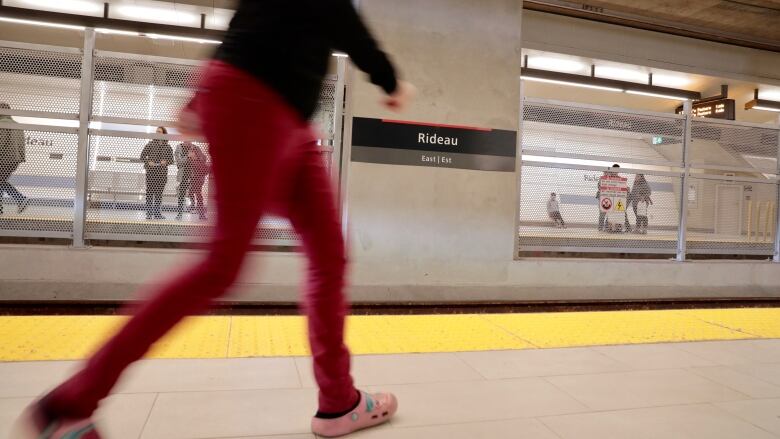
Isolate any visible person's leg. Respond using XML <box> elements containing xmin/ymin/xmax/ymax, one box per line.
<box><xmin>278</xmin><ymin>141</ymin><xmax>354</xmax><ymax>414</ymax></box>
<box><xmin>176</xmin><ymin>176</ymin><xmax>188</xmax><ymax>218</ymax></box>
<box><xmin>598</xmin><ymin>211</ymin><xmax>606</xmax><ymax>231</ymax></box>
<box><xmin>1</xmin><ymin>163</ymin><xmax>27</xmax><ymax>208</ymax></box>
<box><xmin>154</xmin><ymin>175</ymin><xmax>167</xmax><ymax>218</ymax></box>
<box><xmin>144</xmin><ymin>173</ymin><xmax>154</xmax><ymax>219</ymax></box>
<box><xmin>33</xmin><ymin>62</ymin><xmax>301</xmax><ymax>423</ymax></box>
<box><xmin>276</xmin><ymin>139</ymin><xmax>397</xmax><ymax>437</ymax></box>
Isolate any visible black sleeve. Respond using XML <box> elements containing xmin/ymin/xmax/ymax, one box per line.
<box><xmin>325</xmin><ymin>0</ymin><xmax>398</xmax><ymax>94</ymax></box>
<box><xmin>140</xmin><ymin>142</ymin><xmax>150</xmax><ymax>161</ymax></box>
<box><xmin>164</xmin><ymin>146</ymin><xmax>174</xmax><ymax>165</ymax></box>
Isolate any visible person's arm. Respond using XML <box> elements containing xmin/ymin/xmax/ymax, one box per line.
<box><xmin>324</xmin><ymin>0</ymin><xmax>398</xmax><ymax>95</ymax></box>
<box><xmin>163</xmin><ymin>146</ymin><xmax>174</xmax><ymax>166</ymax></box>
<box><xmin>140</xmin><ymin>143</ymin><xmax>152</xmax><ymax>166</ymax></box>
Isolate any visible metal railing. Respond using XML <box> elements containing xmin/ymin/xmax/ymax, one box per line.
<box><xmin>517</xmin><ymin>97</ymin><xmax>780</xmax><ymax>260</ymax></box>
<box><xmin>0</xmin><ymin>32</ymin><xmax>346</xmax><ymax>247</ymax></box>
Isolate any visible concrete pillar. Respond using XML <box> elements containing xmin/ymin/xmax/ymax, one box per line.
<box><xmin>345</xmin><ymin>0</ymin><xmax>523</xmax><ymax>288</ymax></box>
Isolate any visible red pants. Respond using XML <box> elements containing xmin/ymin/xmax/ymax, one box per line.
<box><xmin>45</xmin><ymin>61</ymin><xmax>357</xmax><ymax>416</ymax></box>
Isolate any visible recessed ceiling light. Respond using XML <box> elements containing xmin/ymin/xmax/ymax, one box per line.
<box><xmin>17</xmin><ymin>0</ymin><xmax>102</xmax><ymax>15</ymax></box>
<box><xmin>527</xmin><ymin>57</ymin><xmax>585</xmax><ymax>74</ymax></box>
<box><xmin>522</xmin><ymin>76</ymin><xmax>623</xmax><ymax>92</ymax></box>
<box><xmin>651</xmin><ymin>74</ymin><xmax>691</xmax><ymax>88</ymax></box>
<box><xmin>0</xmin><ymin>15</ymin><xmax>85</xmax><ymax>30</ymax></box>
<box><xmin>115</xmin><ymin>5</ymin><xmax>198</xmax><ymax>26</ymax></box>
<box><xmin>625</xmin><ymin>90</ymin><xmax>690</xmax><ymax>100</ymax></box>
<box><xmin>596</xmin><ymin>66</ymin><xmax>647</xmax><ymax>83</ymax></box>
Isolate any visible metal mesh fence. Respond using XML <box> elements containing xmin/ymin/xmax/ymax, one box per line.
<box><xmin>519</xmin><ymin>100</ymin><xmax>684</xmax><ymax>254</ymax></box>
<box><xmin>686</xmin><ymin>176</ymin><xmax>777</xmax><ymax>255</ymax></box>
<box><xmin>84</xmin><ymin>133</ymin><xmax>214</xmax><ymax>240</ymax></box>
<box><xmin>0</xmin><ymin>125</ymin><xmax>79</xmax><ymax>237</ymax></box>
<box><xmin>93</xmin><ymin>55</ymin><xmax>201</xmax><ymax>123</ymax></box>
<box><xmin>0</xmin><ymin>45</ymin><xmax>82</xmax><ymax>116</ymax></box>
<box><xmin>685</xmin><ymin>119</ymin><xmax>779</xmax><ymax>255</ymax></box>
<box><xmin>83</xmin><ymin>55</ymin><xmax>338</xmax><ymax>245</ymax></box>
<box><xmin>689</xmin><ymin>119</ymin><xmax>780</xmax><ymax>174</ymax></box>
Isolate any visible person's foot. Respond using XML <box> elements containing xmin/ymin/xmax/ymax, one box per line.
<box><xmin>311</xmin><ymin>391</ymin><xmax>398</xmax><ymax>438</ymax></box>
<box><xmin>18</xmin><ymin>198</ymin><xmax>30</xmax><ymax>214</ymax></box>
<box><xmin>11</xmin><ymin>401</ymin><xmax>103</xmax><ymax>438</ymax></box>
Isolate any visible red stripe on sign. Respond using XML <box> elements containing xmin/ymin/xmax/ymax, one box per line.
<box><xmin>381</xmin><ymin>119</ymin><xmax>493</xmax><ymax>132</ymax></box>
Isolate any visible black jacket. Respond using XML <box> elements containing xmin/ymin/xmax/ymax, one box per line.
<box><xmin>215</xmin><ymin>0</ymin><xmax>398</xmax><ymax>119</ymax></box>
<box><xmin>141</xmin><ymin>140</ymin><xmax>174</xmax><ymax>172</ymax></box>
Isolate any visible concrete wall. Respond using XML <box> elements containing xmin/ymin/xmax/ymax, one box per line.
<box><xmin>342</xmin><ymin>0</ymin><xmax>522</xmax><ymax>286</ymax></box>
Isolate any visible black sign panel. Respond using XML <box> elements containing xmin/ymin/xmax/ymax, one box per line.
<box><xmin>351</xmin><ymin>118</ymin><xmax>517</xmax><ymax>172</ymax></box>
<box><xmin>675</xmin><ymin>99</ymin><xmax>736</xmax><ymax>120</ymax></box>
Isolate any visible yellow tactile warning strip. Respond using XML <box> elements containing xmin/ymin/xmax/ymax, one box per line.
<box><xmin>0</xmin><ymin>308</ymin><xmax>778</xmax><ymax>362</ymax></box>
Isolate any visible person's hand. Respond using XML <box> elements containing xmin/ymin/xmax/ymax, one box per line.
<box><xmin>147</xmin><ymin>161</ymin><xmax>155</xmax><ymax>167</ymax></box>
<box><xmin>161</xmin><ymin>160</ymin><xmax>169</xmax><ymax>166</ymax></box>
<box><xmin>383</xmin><ymin>81</ymin><xmax>416</xmax><ymax>113</ymax></box>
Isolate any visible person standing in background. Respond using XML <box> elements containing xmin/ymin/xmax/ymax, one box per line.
<box><xmin>0</xmin><ymin>102</ymin><xmax>30</xmax><ymax>215</ymax></box>
<box><xmin>188</xmin><ymin>143</ymin><xmax>210</xmax><ymax>221</ymax></box>
<box><xmin>140</xmin><ymin>127</ymin><xmax>174</xmax><ymax>220</ymax></box>
<box><xmin>631</xmin><ymin>174</ymin><xmax>653</xmax><ymax>234</ymax></box>
<box><xmin>547</xmin><ymin>192</ymin><xmax>565</xmax><ymax>228</ymax></box>
<box><xmin>174</xmin><ymin>141</ymin><xmax>194</xmax><ymax>221</ymax></box>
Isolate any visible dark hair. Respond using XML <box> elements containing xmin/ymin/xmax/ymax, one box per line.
<box><xmin>612</xmin><ymin>164</ymin><xmax>620</xmax><ymax>168</ymax></box>
<box><xmin>551</xmin><ymin>192</ymin><xmax>556</xmax><ymax>196</ymax></box>
<box><xmin>157</xmin><ymin>126</ymin><xmax>168</xmax><ymax>134</ymax></box>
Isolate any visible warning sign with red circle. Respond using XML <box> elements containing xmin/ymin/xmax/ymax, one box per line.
<box><xmin>600</xmin><ymin>197</ymin><xmax>613</xmax><ymax>211</ymax></box>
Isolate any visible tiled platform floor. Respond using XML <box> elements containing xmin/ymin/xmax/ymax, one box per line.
<box><xmin>3</xmin><ymin>339</ymin><xmax>780</xmax><ymax>438</ymax></box>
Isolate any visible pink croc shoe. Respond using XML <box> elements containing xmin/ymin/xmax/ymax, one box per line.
<box><xmin>311</xmin><ymin>391</ymin><xmax>398</xmax><ymax>437</ymax></box>
<box><xmin>11</xmin><ymin>402</ymin><xmax>102</xmax><ymax>439</ymax></box>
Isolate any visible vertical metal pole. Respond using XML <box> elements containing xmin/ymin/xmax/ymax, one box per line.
<box><xmin>513</xmin><ymin>78</ymin><xmax>525</xmax><ymax>260</ymax></box>
<box><xmin>331</xmin><ymin>56</ymin><xmax>347</xmax><ymax>191</ymax></box>
<box><xmin>773</xmin><ymin>115</ymin><xmax>780</xmax><ymax>262</ymax></box>
<box><xmin>72</xmin><ymin>28</ymin><xmax>95</xmax><ymax>248</ymax></box>
<box><xmin>339</xmin><ymin>63</ymin><xmax>356</xmax><ymax>241</ymax></box>
<box><xmin>676</xmin><ymin>99</ymin><xmax>692</xmax><ymax>262</ymax></box>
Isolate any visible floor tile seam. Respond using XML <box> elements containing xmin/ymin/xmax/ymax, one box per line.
<box><xmin>224</xmin><ymin>317</ymin><xmax>234</xmax><ymax>359</ymax></box>
<box><xmin>584</xmin><ymin>342</ymin><xmax>722</xmax><ymax>369</ymax></box>
<box><xmin>538</xmin><ymin>372</ymin><xmax>758</xmax><ymax>413</ymax></box>
<box><xmin>685</xmin><ymin>365</ymin><xmax>780</xmax><ymax>397</ymax></box>
<box><xmin>448</xmin><ymin>352</ymin><xmax>494</xmax><ymax>381</ymax></box>
<box><xmin>137</xmin><ymin>393</ymin><xmax>160</xmax><ymax>439</ymax></box>
<box><xmin>365</xmin><ymin>414</ymin><xmax>579</xmax><ymax>435</ymax></box>
<box><xmin>670</xmin><ymin>310</ymin><xmax>766</xmax><ymax>338</ymax></box>
<box><xmin>534</xmin><ymin>335</ymin><xmax>765</xmax><ymax>351</ymax></box>
<box><xmin>707</xmin><ymin>401</ymin><xmax>780</xmax><ymax>438</ymax></box>
<box><xmin>537</xmin><ymin>400</ymin><xmax>743</xmax><ymax>420</ymax></box>
<box><xmin>470</xmin><ymin>362</ymin><xmax>734</xmax><ymax>381</ymax></box>
<box><xmin>475</xmin><ymin>314</ymin><xmax>542</xmax><ymax>349</ymax></box>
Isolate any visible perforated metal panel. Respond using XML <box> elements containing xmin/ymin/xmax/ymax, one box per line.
<box><xmin>684</xmin><ymin>119</ymin><xmax>779</xmax><ymax>255</ymax></box>
<box><xmin>689</xmin><ymin>119</ymin><xmax>780</xmax><ymax>174</ymax></box>
<box><xmin>92</xmin><ymin>55</ymin><xmax>201</xmax><ymax>123</ymax></box>
<box><xmin>82</xmin><ymin>53</ymin><xmax>340</xmax><ymax>245</ymax></box>
<box><xmin>686</xmin><ymin>176</ymin><xmax>777</xmax><ymax>255</ymax></box>
<box><xmin>0</xmin><ymin>45</ymin><xmax>82</xmax><ymax>116</ymax></box>
<box><xmin>0</xmin><ymin>126</ymin><xmax>78</xmax><ymax>237</ymax></box>
<box><xmin>519</xmin><ymin>100</ymin><xmax>684</xmax><ymax>254</ymax></box>
<box><xmin>84</xmin><ymin>132</ymin><xmax>214</xmax><ymax>241</ymax></box>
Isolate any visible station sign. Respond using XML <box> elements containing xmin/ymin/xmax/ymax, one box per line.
<box><xmin>675</xmin><ymin>99</ymin><xmax>736</xmax><ymax>120</ymax></box>
<box><xmin>351</xmin><ymin>118</ymin><xmax>517</xmax><ymax>172</ymax></box>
